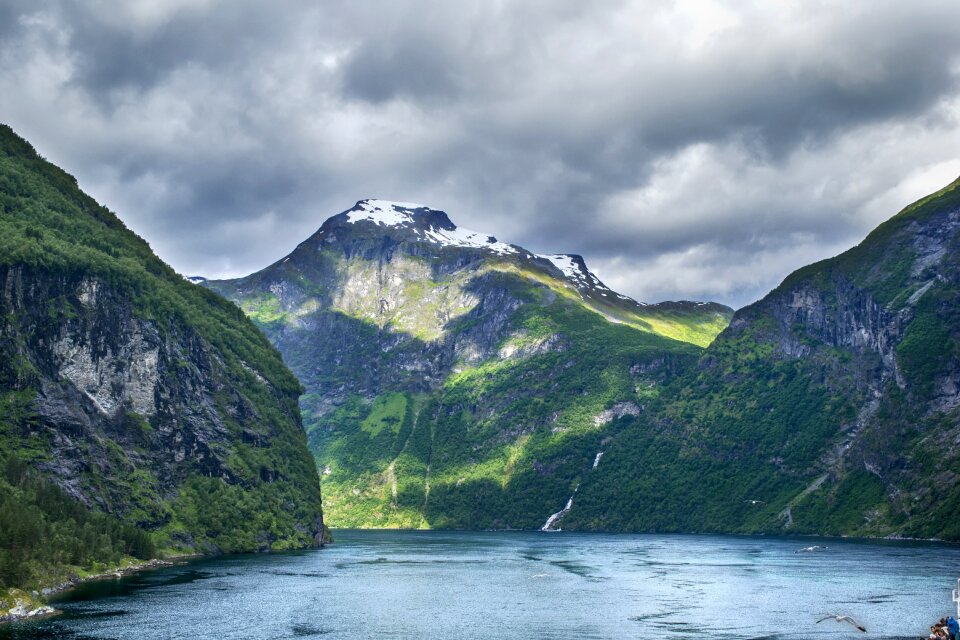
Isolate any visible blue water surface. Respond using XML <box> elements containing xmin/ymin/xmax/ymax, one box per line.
<box><xmin>3</xmin><ymin>530</ymin><xmax>959</xmax><ymax>639</ymax></box>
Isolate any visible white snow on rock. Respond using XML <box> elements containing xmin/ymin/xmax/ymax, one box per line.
<box><xmin>538</xmin><ymin>253</ymin><xmax>612</xmax><ymax>292</ymax></box>
<box><xmin>537</xmin><ymin>253</ymin><xmax>646</xmax><ymax>305</ymax></box>
<box><xmin>423</xmin><ymin>225</ymin><xmax>517</xmax><ymax>256</ymax></box>
<box><xmin>345</xmin><ymin>199</ymin><xmax>427</xmax><ymax>226</ymax></box>
<box><xmin>538</xmin><ymin>254</ymin><xmax>582</xmax><ymax>282</ymax></box>
<box><xmin>345</xmin><ymin>199</ymin><xmax>518</xmax><ymax>255</ymax></box>
<box><xmin>341</xmin><ymin>202</ymin><xmax>659</xmax><ymax>300</ymax></box>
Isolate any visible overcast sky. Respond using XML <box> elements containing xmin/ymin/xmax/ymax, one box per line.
<box><xmin>2</xmin><ymin>0</ymin><xmax>959</xmax><ymax>308</ymax></box>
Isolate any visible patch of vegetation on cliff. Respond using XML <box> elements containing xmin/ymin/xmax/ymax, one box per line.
<box><xmin>0</xmin><ymin>455</ymin><xmax>154</xmax><ymax>590</ymax></box>
<box><xmin>0</xmin><ymin>127</ymin><xmax>301</xmax><ymax>402</ymax></box>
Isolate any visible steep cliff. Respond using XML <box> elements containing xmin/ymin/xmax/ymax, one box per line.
<box><xmin>207</xmin><ymin>200</ymin><xmax>732</xmax><ymax>528</ymax></box>
<box><xmin>0</xmin><ymin>125</ymin><xmax>325</xmax><ymax>590</ymax></box>
<box><xmin>565</xmin><ymin>176</ymin><xmax>960</xmax><ymax>539</ymax></box>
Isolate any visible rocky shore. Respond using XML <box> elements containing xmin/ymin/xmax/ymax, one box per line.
<box><xmin>0</xmin><ymin>557</ymin><xmax>181</xmax><ymax>625</ymax></box>
<box><xmin>0</xmin><ymin>589</ymin><xmax>57</xmax><ymax>624</ymax></box>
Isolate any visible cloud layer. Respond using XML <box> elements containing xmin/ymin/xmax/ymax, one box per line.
<box><xmin>2</xmin><ymin>0</ymin><xmax>959</xmax><ymax>307</ymax></box>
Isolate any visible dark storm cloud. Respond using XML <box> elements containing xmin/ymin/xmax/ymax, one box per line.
<box><xmin>1</xmin><ymin>0</ymin><xmax>959</xmax><ymax>307</ymax></box>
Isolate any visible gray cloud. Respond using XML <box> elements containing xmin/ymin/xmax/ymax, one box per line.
<box><xmin>1</xmin><ymin>0</ymin><xmax>959</xmax><ymax>308</ymax></box>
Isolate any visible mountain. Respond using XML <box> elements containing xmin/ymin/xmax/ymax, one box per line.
<box><xmin>205</xmin><ymin>199</ymin><xmax>733</xmax><ymax>528</ymax></box>
<box><xmin>562</xmin><ymin>176</ymin><xmax>960</xmax><ymax>539</ymax></box>
<box><xmin>0</xmin><ymin>125</ymin><xmax>325</xmax><ymax>592</ymax></box>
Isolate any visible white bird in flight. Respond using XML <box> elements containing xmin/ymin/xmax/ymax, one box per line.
<box><xmin>816</xmin><ymin>614</ymin><xmax>866</xmax><ymax>632</ymax></box>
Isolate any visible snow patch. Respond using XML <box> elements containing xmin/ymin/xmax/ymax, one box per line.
<box><xmin>423</xmin><ymin>225</ymin><xmax>518</xmax><ymax>256</ymax></box>
<box><xmin>344</xmin><ymin>199</ymin><xmax>518</xmax><ymax>255</ymax></box>
<box><xmin>537</xmin><ymin>254</ymin><xmax>645</xmax><ymax>305</ymax></box>
<box><xmin>539</xmin><ymin>254</ymin><xmax>582</xmax><ymax>282</ymax></box>
<box><xmin>345</xmin><ymin>199</ymin><xmax>426</xmax><ymax>226</ymax></box>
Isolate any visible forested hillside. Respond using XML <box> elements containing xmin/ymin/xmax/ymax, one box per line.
<box><xmin>0</xmin><ymin>125</ymin><xmax>326</xmax><ymax>591</ymax></box>
<box><xmin>567</xmin><ymin>177</ymin><xmax>960</xmax><ymax>540</ymax></box>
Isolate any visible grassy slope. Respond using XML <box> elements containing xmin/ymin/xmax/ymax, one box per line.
<box><xmin>484</xmin><ymin>261</ymin><xmax>733</xmax><ymax>348</ymax></box>
<box><xmin>303</xmin><ymin>276</ymin><xmax>704</xmax><ymax>529</ymax></box>
<box><xmin>0</xmin><ymin>125</ymin><xmax>324</xmax><ymax>590</ymax></box>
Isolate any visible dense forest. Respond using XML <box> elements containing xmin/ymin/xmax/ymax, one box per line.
<box><xmin>0</xmin><ymin>455</ymin><xmax>154</xmax><ymax>589</ymax></box>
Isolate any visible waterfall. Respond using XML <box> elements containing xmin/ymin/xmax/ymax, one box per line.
<box><xmin>541</xmin><ymin>485</ymin><xmax>578</xmax><ymax>531</ymax></box>
<box><xmin>540</xmin><ymin>450</ymin><xmax>605</xmax><ymax>531</ymax></box>
<box><xmin>592</xmin><ymin>451</ymin><xmax>604</xmax><ymax>468</ymax></box>
<box><xmin>541</xmin><ymin>494</ymin><xmax>575</xmax><ymax>531</ymax></box>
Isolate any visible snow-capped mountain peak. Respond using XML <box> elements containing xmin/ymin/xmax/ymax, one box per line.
<box><xmin>345</xmin><ymin>199</ymin><xmax>431</xmax><ymax>226</ymax></box>
<box><xmin>339</xmin><ymin>199</ymin><xmax>518</xmax><ymax>256</ymax></box>
<box><xmin>333</xmin><ymin>201</ymin><xmax>638</xmax><ymax>293</ymax></box>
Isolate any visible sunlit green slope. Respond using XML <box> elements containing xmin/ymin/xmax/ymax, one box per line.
<box><xmin>207</xmin><ymin>200</ymin><xmax>731</xmax><ymax>528</ymax></box>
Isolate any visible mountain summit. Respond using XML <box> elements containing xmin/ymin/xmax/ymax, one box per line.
<box><xmin>258</xmin><ymin>199</ymin><xmax>732</xmax><ymax>344</ymax></box>
<box><xmin>331</xmin><ymin>200</ymin><xmax>643</xmax><ymax>304</ymax></box>
<box><xmin>206</xmin><ymin>200</ymin><xmax>732</xmax><ymax>528</ymax></box>
<box><xmin>323</xmin><ymin>199</ymin><xmax>517</xmax><ymax>255</ymax></box>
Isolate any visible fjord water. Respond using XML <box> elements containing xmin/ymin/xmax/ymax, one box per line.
<box><xmin>5</xmin><ymin>531</ymin><xmax>960</xmax><ymax>640</ymax></box>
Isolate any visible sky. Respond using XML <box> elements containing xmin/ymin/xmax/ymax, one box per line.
<box><xmin>2</xmin><ymin>0</ymin><xmax>959</xmax><ymax>309</ymax></box>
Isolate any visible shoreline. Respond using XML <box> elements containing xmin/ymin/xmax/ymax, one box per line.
<box><xmin>327</xmin><ymin>526</ymin><xmax>957</xmax><ymax>546</ymax></box>
<box><xmin>1</xmin><ymin>534</ymin><xmax>328</xmax><ymax>626</ymax></box>
<box><xmin>0</xmin><ymin>555</ymin><xmax>198</xmax><ymax>626</ymax></box>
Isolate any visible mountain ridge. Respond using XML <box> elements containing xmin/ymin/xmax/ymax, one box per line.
<box><xmin>211</xmin><ymin>198</ymin><xmax>733</xmax><ymax>348</ymax></box>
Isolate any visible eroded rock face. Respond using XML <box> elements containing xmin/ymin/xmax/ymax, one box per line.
<box><xmin>52</xmin><ymin>330</ymin><xmax>159</xmax><ymax>418</ymax></box>
<box><xmin>701</xmin><ymin>190</ymin><xmax>960</xmax><ymax>536</ymax></box>
<box><xmin>593</xmin><ymin>402</ymin><xmax>642</xmax><ymax>427</ymax></box>
<box><xmin>0</xmin><ymin>265</ymin><xmax>310</xmax><ymax>533</ymax></box>
<box><xmin>221</xmin><ymin>246</ymin><xmax>542</xmax><ymax>417</ymax></box>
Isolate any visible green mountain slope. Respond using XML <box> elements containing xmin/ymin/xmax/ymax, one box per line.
<box><xmin>564</xmin><ymin>176</ymin><xmax>960</xmax><ymax>539</ymax></box>
<box><xmin>0</xmin><ymin>125</ymin><xmax>325</xmax><ymax>591</ymax></box>
<box><xmin>206</xmin><ymin>200</ymin><xmax>732</xmax><ymax>528</ymax></box>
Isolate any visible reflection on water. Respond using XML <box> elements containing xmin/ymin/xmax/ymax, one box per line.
<box><xmin>2</xmin><ymin>530</ymin><xmax>959</xmax><ymax>639</ymax></box>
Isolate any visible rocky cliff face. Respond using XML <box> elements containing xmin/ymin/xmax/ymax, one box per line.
<box><xmin>0</xmin><ymin>125</ymin><xmax>325</xmax><ymax>567</ymax></box>
<box><xmin>564</xmin><ymin>177</ymin><xmax>960</xmax><ymax>539</ymax></box>
<box><xmin>733</xmin><ymin>177</ymin><xmax>960</xmax><ymax>423</ymax></box>
<box><xmin>207</xmin><ymin>199</ymin><xmax>732</xmax><ymax>528</ymax></box>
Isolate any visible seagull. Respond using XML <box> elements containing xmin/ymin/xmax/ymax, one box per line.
<box><xmin>816</xmin><ymin>614</ymin><xmax>866</xmax><ymax>632</ymax></box>
<box><xmin>796</xmin><ymin>545</ymin><xmax>828</xmax><ymax>553</ymax></box>
<box><xmin>743</xmin><ymin>499</ymin><xmax>766</xmax><ymax>505</ymax></box>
